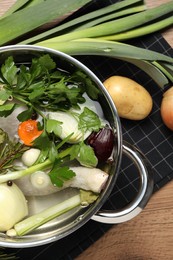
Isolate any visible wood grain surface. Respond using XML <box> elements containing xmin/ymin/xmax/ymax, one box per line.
<box><xmin>0</xmin><ymin>1</ymin><xmax>173</xmax><ymax>259</ymax></box>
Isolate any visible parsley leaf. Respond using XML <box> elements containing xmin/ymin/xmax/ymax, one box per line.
<box><xmin>78</xmin><ymin>107</ymin><xmax>101</xmax><ymax>132</ymax></box>
<box><xmin>49</xmin><ymin>160</ymin><xmax>76</xmax><ymax>187</ymax></box>
<box><xmin>1</xmin><ymin>56</ymin><xmax>18</xmax><ymax>86</ymax></box>
<box><xmin>38</xmin><ymin>54</ymin><xmax>56</xmax><ymax>71</ymax></box>
<box><xmin>17</xmin><ymin>106</ymin><xmax>34</xmax><ymax>122</ymax></box>
<box><xmin>46</xmin><ymin>119</ymin><xmax>62</xmax><ymax>136</ymax></box>
<box><xmin>0</xmin><ymin>103</ymin><xmax>17</xmax><ymax>117</ymax></box>
<box><xmin>70</xmin><ymin>142</ymin><xmax>98</xmax><ymax>167</ymax></box>
<box><xmin>72</xmin><ymin>70</ymin><xmax>100</xmax><ymax>100</ymax></box>
<box><xmin>0</xmin><ymin>88</ymin><xmax>12</xmax><ymax>102</ymax></box>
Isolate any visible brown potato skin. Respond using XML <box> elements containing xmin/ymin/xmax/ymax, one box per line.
<box><xmin>103</xmin><ymin>76</ymin><xmax>153</xmax><ymax>120</ymax></box>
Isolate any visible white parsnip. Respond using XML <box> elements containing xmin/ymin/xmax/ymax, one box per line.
<box><xmin>15</xmin><ymin>166</ymin><xmax>109</xmax><ymax>196</ymax></box>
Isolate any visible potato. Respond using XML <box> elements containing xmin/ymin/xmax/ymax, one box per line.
<box><xmin>103</xmin><ymin>76</ymin><xmax>153</xmax><ymax>120</ymax></box>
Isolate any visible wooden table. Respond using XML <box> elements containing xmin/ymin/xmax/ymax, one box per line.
<box><xmin>0</xmin><ymin>1</ymin><xmax>173</xmax><ymax>259</ymax></box>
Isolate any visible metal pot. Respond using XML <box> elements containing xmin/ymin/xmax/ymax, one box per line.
<box><xmin>0</xmin><ymin>45</ymin><xmax>153</xmax><ymax>248</ymax></box>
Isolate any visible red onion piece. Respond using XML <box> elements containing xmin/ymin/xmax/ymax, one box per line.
<box><xmin>87</xmin><ymin>126</ymin><xmax>114</xmax><ymax>161</ymax></box>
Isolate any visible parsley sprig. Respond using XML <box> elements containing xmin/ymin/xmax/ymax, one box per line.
<box><xmin>0</xmin><ymin>54</ymin><xmax>99</xmax><ymax>118</ymax></box>
<box><xmin>0</xmin><ymin>54</ymin><xmax>102</xmax><ymax>188</ymax></box>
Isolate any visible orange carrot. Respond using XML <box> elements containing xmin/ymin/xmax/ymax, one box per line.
<box><xmin>18</xmin><ymin>120</ymin><xmax>43</xmax><ymax>146</ymax></box>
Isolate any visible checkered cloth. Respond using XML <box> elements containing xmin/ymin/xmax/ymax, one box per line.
<box><xmin>6</xmin><ymin>0</ymin><xmax>173</xmax><ymax>259</ymax></box>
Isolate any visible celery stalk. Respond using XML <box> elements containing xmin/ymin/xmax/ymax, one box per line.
<box><xmin>7</xmin><ymin>194</ymin><xmax>81</xmax><ymax>236</ymax></box>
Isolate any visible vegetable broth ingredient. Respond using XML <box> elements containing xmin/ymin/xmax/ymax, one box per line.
<box><xmin>18</xmin><ymin>120</ymin><xmax>43</xmax><ymax>146</ymax></box>
<box><xmin>87</xmin><ymin>125</ymin><xmax>114</xmax><ymax>161</ymax></box>
<box><xmin>160</xmin><ymin>86</ymin><xmax>173</xmax><ymax>131</ymax></box>
<box><xmin>30</xmin><ymin>171</ymin><xmax>52</xmax><ymax>190</ymax></box>
<box><xmin>0</xmin><ymin>128</ymin><xmax>28</xmax><ymax>174</ymax></box>
<box><xmin>80</xmin><ymin>189</ymin><xmax>99</xmax><ymax>206</ymax></box>
<box><xmin>103</xmin><ymin>76</ymin><xmax>153</xmax><ymax>120</ymax></box>
<box><xmin>22</xmin><ymin>148</ymin><xmax>41</xmax><ymax>166</ymax></box>
<box><xmin>51</xmin><ymin>166</ymin><xmax>108</xmax><ymax>193</ymax></box>
<box><xmin>15</xmin><ymin>166</ymin><xmax>108</xmax><ymax>196</ymax></box>
<box><xmin>37</xmin><ymin>2</ymin><xmax>173</xmax><ymax>44</ymax></box>
<box><xmin>6</xmin><ymin>194</ymin><xmax>81</xmax><ymax>237</ymax></box>
<box><xmin>0</xmin><ymin>182</ymin><xmax>28</xmax><ymax>232</ymax></box>
<box><xmin>0</xmin><ymin>54</ymin><xmax>98</xmax><ymax>117</ymax></box>
<box><xmin>0</xmin><ymin>0</ymin><xmax>91</xmax><ymax>45</ymax></box>
<box><xmin>48</xmin><ymin>111</ymin><xmax>90</xmax><ymax>143</ymax></box>
<box><xmin>0</xmin><ymin>106</ymin><xmax>25</xmax><ymax>139</ymax></box>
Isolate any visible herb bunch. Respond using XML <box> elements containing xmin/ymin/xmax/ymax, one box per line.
<box><xmin>0</xmin><ymin>54</ymin><xmax>103</xmax><ymax>188</ymax></box>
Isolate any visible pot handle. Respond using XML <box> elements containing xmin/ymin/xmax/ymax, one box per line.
<box><xmin>91</xmin><ymin>141</ymin><xmax>154</xmax><ymax>224</ymax></box>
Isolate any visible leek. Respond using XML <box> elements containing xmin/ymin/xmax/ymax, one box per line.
<box><xmin>0</xmin><ymin>0</ymin><xmax>91</xmax><ymax>46</ymax></box>
<box><xmin>0</xmin><ymin>0</ymin><xmax>30</xmax><ymax>18</ymax></box>
<box><xmin>19</xmin><ymin>0</ymin><xmax>145</xmax><ymax>44</ymax></box>
<box><xmin>0</xmin><ymin>159</ymin><xmax>52</xmax><ymax>184</ymax></box>
<box><xmin>0</xmin><ymin>0</ymin><xmax>173</xmax><ymax>89</ymax></box>
<box><xmin>37</xmin><ymin>1</ymin><xmax>173</xmax><ymax>43</ymax></box>
<box><xmin>7</xmin><ymin>194</ymin><xmax>81</xmax><ymax>236</ymax></box>
<box><xmin>152</xmin><ymin>61</ymin><xmax>173</xmax><ymax>83</ymax></box>
<box><xmin>74</xmin><ymin>5</ymin><xmax>146</xmax><ymax>31</ymax></box>
<box><xmin>36</xmin><ymin>38</ymin><xmax>173</xmax><ymax>63</ymax></box>
<box><xmin>36</xmin><ymin>38</ymin><xmax>173</xmax><ymax>87</ymax></box>
<box><xmin>98</xmin><ymin>16</ymin><xmax>173</xmax><ymax>41</ymax></box>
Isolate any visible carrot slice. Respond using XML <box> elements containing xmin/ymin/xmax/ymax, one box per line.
<box><xmin>18</xmin><ymin>120</ymin><xmax>43</xmax><ymax>146</ymax></box>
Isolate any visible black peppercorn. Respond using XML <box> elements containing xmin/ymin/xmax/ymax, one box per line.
<box><xmin>7</xmin><ymin>180</ymin><xmax>13</xmax><ymax>186</ymax></box>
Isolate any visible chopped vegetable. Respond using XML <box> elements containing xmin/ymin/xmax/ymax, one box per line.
<box><xmin>87</xmin><ymin>125</ymin><xmax>114</xmax><ymax>161</ymax></box>
<box><xmin>18</xmin><ymin>120</ymin><xmax>43</xmax><ymax>146</ymax></box>
<box><xmin>50</xmin><ymin>166</ymin><xmax>108</xmax><ymax>193</ymax></box>
<box><xmin>0</xmin><ymin>182</ymin><xmax>28</xmax><ymax>232</ymax></box>
<box><xmin>22</xmin><ymin>148</ymin><xmax>41</xmax><ymax>166</ymax></box>
<box><xmin>161</xmin><ymin>86</ymin><xmax>173</xmax><ymax>131</ymax></box>
<box><xmin>14</xmin><ymin>166</ymin><xmax>108</xmax><ymax>196</ymax></box>
<box><xmin>103</xmin><ymin>76</ymin><xmax>153</xmax><ymax>120</ymax></box>
<box><xmin>80</xmin><ymin>189</ymin><xmax>99</xmax><ymax>206</ymax></box>
<box><xmin>6</xmin><ymin>194</ymin><xmax>81</xmax><ymax>236</ymax></box>
<box><xmin>30</xmin><ymin>171</ymin><xmax>52</xmax><ymax>190</ymax></box>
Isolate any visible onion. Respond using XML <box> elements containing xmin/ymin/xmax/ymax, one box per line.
<box><xmin>87</xmin><ymin>126</ymin><xmax>114</xmax><ymax>161</ymax></box>
<box><xmin>160</xmin><ymin>86</ymin><xmax>173</xmax><ymax>131</ymax></box>
<box><xmin>0</xmin><ymin>182</ymin><xmax>28</xmax><ymax>232</ymax></box>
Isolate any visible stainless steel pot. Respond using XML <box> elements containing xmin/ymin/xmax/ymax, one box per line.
<box><xmin>0</xmin><ymin>45</ymin><xmax>153</xmax><ymax>248</ymax></box>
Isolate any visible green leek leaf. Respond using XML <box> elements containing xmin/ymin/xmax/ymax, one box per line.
<box><xmin>0</xmin><ymin>0</ymin><xmax>91</xmax><ymax>45</ymax></box>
